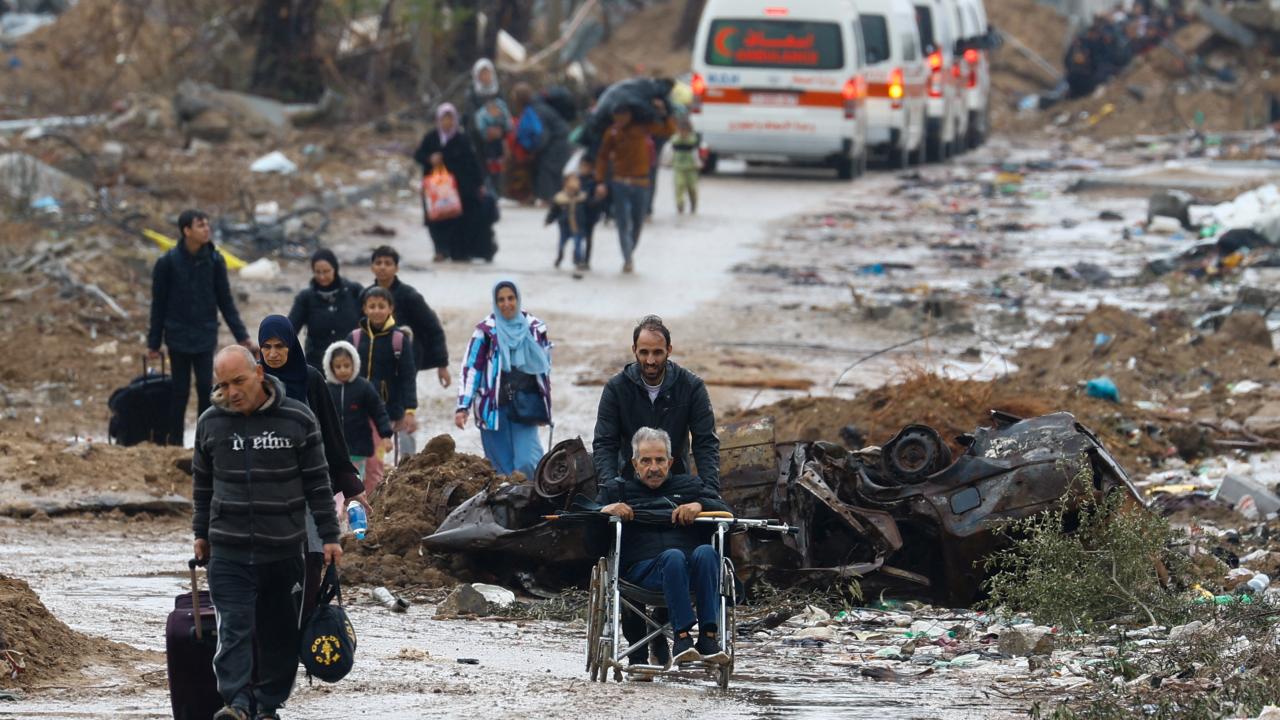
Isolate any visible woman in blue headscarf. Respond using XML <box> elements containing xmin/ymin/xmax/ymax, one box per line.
<box><xmin>257</xmin><ymin>315</ymin><xmax>367</xmax><ymax>618</ymax></box>
<box><xmin>454</xmin><ymin>281</ymin><xmax>552</xmax><ymax>477</ymax></box>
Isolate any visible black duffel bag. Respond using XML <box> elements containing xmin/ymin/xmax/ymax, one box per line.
<box><xmin>298</xmin><ymin>564</ymin><xmax>356</xmax><ymax>683</ymax></box>
<box><xmin>500</xmin><ymin>369</ymin><xmax>549</xmax><ymax>426</ymax></box>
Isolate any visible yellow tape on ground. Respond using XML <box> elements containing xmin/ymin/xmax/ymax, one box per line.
<box><xmin>143</xmin><ymin>229</ymin><xmax>248</xmax><ymax>271</ymax></box>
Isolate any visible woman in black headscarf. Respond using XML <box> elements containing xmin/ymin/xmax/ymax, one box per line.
<box><xmin>288</xmin><ymin>249</ymin><xmax>364</xmax><ymax>369</ymax></box>
<box><xmin>257</xmin><ymin>315</ymin><xmax>367</xmax><ymax>618</ymax></box>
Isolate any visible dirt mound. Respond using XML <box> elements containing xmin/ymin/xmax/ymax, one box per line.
<box><xmin>340</xmin><ymin>435</ymin><xmax>498</xmax><ymax>588</ymax></box>
<box><xmin>0</xmin><ymin>427</ymin><xmax>189</xmax><ymax>507</ymax></box>
<box><xmin>0</xmin><ymin>0</ymin><xmax>252</xmax><ymax>118</ymax></box>
<box><xmin>0</xmin><ymin>573</ymin><xmax>148</xmax><ymax>689</ymax></box>
<box><xmin>587</xmin><ymin>0</ymin><xmax>691</xmax><ymax>82</ymax></box>
<box><xmin>731</xmin><ymin>306</ymin><xmax>1280</xmax><ymax>473</ymax></box>
<box><xmin>1015</xmin><ymin>306</ymin><xmax>1280</xmax><ymax>411</ymax></box>
<box><xmin>987</xmin><ymin>0</ymin><xmax>1070</xmax><ymax>132</ymax></box>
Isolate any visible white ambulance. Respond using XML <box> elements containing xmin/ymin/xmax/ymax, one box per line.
<box><xmin>690</xmin><ymin>0</ymin><xmax>871</xmax><ymax>180</ymax></box>
<box><xmin>852</xmin><ymin>0</ymin><xmax>928</xmax><ymax>167</ymax></box>
<box><xmin>955</xmin><ymin>0</ymin><xmax>992</xmax><ymax>148</ymax></box>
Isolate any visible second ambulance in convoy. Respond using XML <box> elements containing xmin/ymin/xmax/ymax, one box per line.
<box><xmin>690</xmin><ymin>0</ymin><xmax>870</xmax><ymax>180</ymax></box>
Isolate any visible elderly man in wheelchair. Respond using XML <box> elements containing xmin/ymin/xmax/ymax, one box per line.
<box><xmin>595</xmin><ymin>426</ymin><xmax>733</xmax><ymax>667</ymax></box>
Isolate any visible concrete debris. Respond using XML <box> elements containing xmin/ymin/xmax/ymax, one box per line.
<box><xmin>0</xmin><ymin>152</ymin><xmax>94</xmax><ymax>206</ymax></box>
<box><xmin>470</xmin><ymin>583</ymin><xmax>515</xmax><ymax>608</ymax></box>
<box><xmin>434</xmin><ymin>584</ymin><xmax>492</xmax><ymax>617</ymax></box>
<box><xmin>998</xmin><ymin>626</ymin><xmax>1056</xmax><ymax>657</ymax></box>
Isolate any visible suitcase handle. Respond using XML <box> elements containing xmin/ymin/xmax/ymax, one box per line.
<box><xmin>188</xmin><ymin>558</ymin><xmax>205</xmax><ymax>641</ymax></box>
<box><xmin>143</xmin><ymin>353</ymin><xmax>167</xmax><ymax>376</ymax></box>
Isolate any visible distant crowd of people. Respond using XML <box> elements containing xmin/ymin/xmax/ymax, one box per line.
<box><xmin>1064</xmin><ymin>2</ymin><xmax>1187</xmax><ymax>98</ymax></box>
<box><xmin>413</xmin><ymin>59</ymin><xmax>701</xmax><ymax>275</ymax></box>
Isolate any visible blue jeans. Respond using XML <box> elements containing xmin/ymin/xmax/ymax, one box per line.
<box><xmin>625</xmin><ymin>546</ymin><xmax>720</xmax><ymax>633</ymax></box>
<box><xmin>480</xmin><ymin>406</ymin><xmax>544</xmax><ymax>477</ymax></box>
<box><xmin>558</xmin><ymin>230</ymin><xmax>586</xmax><ymax>265</ymax></box>
<box><xmin>609</xmin><ymin>181</ymin><xmax>649</xmax><ymax>263</ymax></box>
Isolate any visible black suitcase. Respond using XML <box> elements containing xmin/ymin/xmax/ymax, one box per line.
<box><xmin>165</xmin><ymin>559</ymin><xmax>221</xmax><ymax>720</ymax></box>
<box><xmin>108</xmin><ymin>355</ymin><xmax>175</xmax><ymax>446</ymax></box>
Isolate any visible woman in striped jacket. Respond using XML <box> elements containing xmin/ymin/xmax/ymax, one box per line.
<box><xmin>454</xmin><ymin>280</ymin><xmax>552</xmax><ymax>477</ymax></box>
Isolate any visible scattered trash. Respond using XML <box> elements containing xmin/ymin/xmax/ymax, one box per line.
<box><xmin>1085</xmin><ymin>377</ymin><xmax>1120</xmax><ymax>403</ymax></box>
<box><xmin>371</xmin><ymin>586</ymin><xmax>409</xmax><ymax>612</ymax></box>
<box><xmin>456</xmin><ymin>657</ymin><xmax>480</xmax><ymax>665</ymax></box>
<box><xmin>238</xmin><ymin>257</ymin><xmax>281</xmax><ymax>281</ymax></box>
<box><xmin>249</xmin><ymin>150</ymin><xmax>297</xmax><ymax>175</ymax></box>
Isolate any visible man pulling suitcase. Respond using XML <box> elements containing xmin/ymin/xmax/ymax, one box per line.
<box><xmin>191</xmin><ymin>345</ymin><xmax>342</xmax><ymax>720</ymax></box>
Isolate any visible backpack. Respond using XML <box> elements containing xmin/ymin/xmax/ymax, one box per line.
<box><xmin>350</xmin><ymin>327</ymin><xmax>405</xmax><ymax>360</ymax></box>
<box><xmin>517</xmin><ymin>105</ymin><xmax>545</xmax><ymax>152</ymax></box>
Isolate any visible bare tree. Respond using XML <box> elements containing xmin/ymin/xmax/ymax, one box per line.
<box><xmin>672</xmin><ymin>0</ymin><xmax>705</xmax><ymax>50</ymax></box>
<box><xmin>249</xmin><ymin>0</ymin><xmax>324</xmax><ymax>101</ymax></box>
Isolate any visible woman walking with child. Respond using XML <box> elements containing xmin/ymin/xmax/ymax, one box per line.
<box><xmin>454</xmin><ymin>281</ymin><xmax>552</xmax><ymax>478</ymax></box>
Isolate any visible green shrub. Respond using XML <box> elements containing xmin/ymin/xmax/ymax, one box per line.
<box><xmin>982</xmin><ymin>467</ymin><xmax>1188</xmax><ymax>631</ymax></box>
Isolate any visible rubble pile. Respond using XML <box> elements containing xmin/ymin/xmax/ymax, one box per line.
<box><xmin>340</xmin><ymin>435</ymin><xmax>497</xmax><ymax>588</ymax></box>
<box><xmin>733</xmin><ymin>305</ymin><xmax>1280</xmax><ymax>473</ymax></box>
<box><xmin>0</xmin><ymin>572</ymin><xmax>148</xmax><ymax>689</ymax></box>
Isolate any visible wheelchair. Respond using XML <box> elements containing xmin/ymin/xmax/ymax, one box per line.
<box><xmin>584</xmin><ymin>512</ymin><xmax>794</xmax><ymax>688</ymax></box>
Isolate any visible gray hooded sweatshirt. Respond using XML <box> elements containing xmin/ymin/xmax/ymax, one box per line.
<box><xmin>192</xmin><ymin>373</ymin><xmax>340</xmax><ymax>564</ymax></box>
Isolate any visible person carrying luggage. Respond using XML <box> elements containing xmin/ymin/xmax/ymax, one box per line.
<box><xmin>147</xmin><ymin>209</ymin><xmax>255</xmax><ymax>446</ymax></box>
<box><xmin>193</xmin><ymin>345</ymin><xmax>342</xmax><ymax>720</ymax></box>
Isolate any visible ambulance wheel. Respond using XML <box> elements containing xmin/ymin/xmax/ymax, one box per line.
<box><xmin>701</xmin><ymin>152</ymin><xmax>718</xmax><ymax>175</ymax></box>
<box><xmin>836</xmin><ymin>155</ymin><xmax>855</xmax><ymax>180</ymax></box>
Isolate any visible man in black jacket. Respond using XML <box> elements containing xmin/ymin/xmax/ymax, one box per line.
<box><xmin>193</xmin><ymin>345</ymin><xmax>342</xmax><ymax>720</ymax></box>
<box><xmin>593</xmin><ymin>315</ymin><xmax>720</xmax><ymax>491</ymax></box>
<box><xmin>148</xmin><ymin>209</ymin><xmax>255</xmax><ymax>446</ymax></box>
<box><xmin>598</xmin><ymin>427</ymin><xmax>731</xmax><ymax>666</ymax></box>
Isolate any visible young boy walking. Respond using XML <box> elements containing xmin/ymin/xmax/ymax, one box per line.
<box><xmin>348</xmin><ymin>287</ymin><xmax>416</xmax><ymax>493</ymax></box>
<box><xmin>670</xmin><ymin>117</ymin><xmax>701</xmax><ymax>214</ymax></box>
<box><xmin>545</xmin><ymin>173</ymin><xmax>590</xmax><ymax>271</ymax></box>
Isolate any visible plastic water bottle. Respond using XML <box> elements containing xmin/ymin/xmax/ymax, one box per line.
<box><xmin>1247</xmin><ymin>573</ymin><xmax>1271</xmax><ymax>594</ymax></box>
<box><xmin>347</xmin><ymin>501</ymin><xmax>368</xmax><ymax>540</ymax></box>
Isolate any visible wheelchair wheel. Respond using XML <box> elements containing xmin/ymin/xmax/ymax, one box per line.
<box><xmin>718</xmin><ymin>558</ymin><xmax>738</xmax><ymax>690</ymax></box>
<box><xmin>585</xmin><ymin>559</ymin><xmax>607</xmax><ymax>678</ymax></box>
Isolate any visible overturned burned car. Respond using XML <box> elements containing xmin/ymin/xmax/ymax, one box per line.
<box><xmin>423</xmin><ymin>412</ymin><xmax>1141</xmax><ymax>605</ymax></box>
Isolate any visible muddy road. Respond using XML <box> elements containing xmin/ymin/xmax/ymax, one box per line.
<box><xmin>0</xmin><ymin>150</ymin><xmax>1086</xmax><ymax>718</ymax></box>
<box><xmin>0</xmin><ymin>517</ymin><xmax>1032</xmax><ymax>719</ymax></box>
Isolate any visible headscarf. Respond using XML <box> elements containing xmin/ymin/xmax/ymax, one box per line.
<box><xmin>437</xmin><ymin>103</ymin><xmax>460</xmax><ymax>146</ymax></box>
<box><xmin>257</xmin><ymin>315</ymin><xmax>309</xmax><ymax>403</ymax></box>
<box><xmin>310</xmin><ymin>248</ymin><xmax>341</xmax><ymax>293</ymax></box>
<box><xmin>472</xmin><ymin>58</ymin><xmax>500</xmax><ymax>97</ymax></box>
<box><xmin>492</xmin><ymin>280</ymin><xmax>550</xmax><ymax>375</ymax></box>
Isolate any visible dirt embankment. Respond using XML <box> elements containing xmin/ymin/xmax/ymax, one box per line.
<box><xmin>730</xmin><ymin>306</ymin><xmax>1280</xmax><ymax>473</ymax></box>
<box><xmin>340</xmin><ymin>435</ymin><xmax>500</xmax><ymax>588</ymax></box>
<box><xmin>0</xmin><ymin>573</ymin><xmax>153</xmax><ymax>690</ymax></box>
<box><xmin>986</xmin><ymin>0</ymin><xmax>1070</xmax><ymax>132</ymax></box>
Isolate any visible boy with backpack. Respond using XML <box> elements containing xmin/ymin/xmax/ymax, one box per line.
<box><xmin>348</xmin><ymin>287</ymin><xmax>416</xmax><ymax>493</ymax></box>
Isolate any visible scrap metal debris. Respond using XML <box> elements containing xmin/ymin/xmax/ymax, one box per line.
<box><xmin>424</xmin><ymin>413</ymin><xmax>1140</xmax><ymax>605</ymax></box>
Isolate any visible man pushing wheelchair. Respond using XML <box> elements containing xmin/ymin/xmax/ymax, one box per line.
<box><xmin>596</xmin><ymin>427</ymin><xmax>732</xmax><ymax>667</ymax></box>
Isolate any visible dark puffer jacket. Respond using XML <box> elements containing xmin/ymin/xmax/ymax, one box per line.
<box><xmin>147</xmin><ymin>241</ymin><xmax>249</xmax><ymax>354</ymax></box>
<box><xmin>592</xmin><ymin>361</ymin><xmax>721</xmax><ymax>490</ymax></box>
<box><xmin>382</xmin><ymin>277</ymin><xmax>449</xmax><ymax>371</ymax></box>
<box><xmin>288</xmin><ymin>278</ymin><xmax>364</xmax><ymax>369</ymax></box>
<box><xmin>191</xmin><ymin>374</ymin><xmax>340</xmax><ymax>564</ymax></box>
<box><xmin>349</xmin><ymin>317</ymin><xmax>417</xmax><ymax>421</ymax></box>
<box><xmin>322</xmin><ymin>341</ymin><xmax>392</xmax><ymax>458</ymax></box>
<box><xmin>594</xmin><ymin>474</ymin><xmax>731</xmax><ymax>573</ymax></box>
